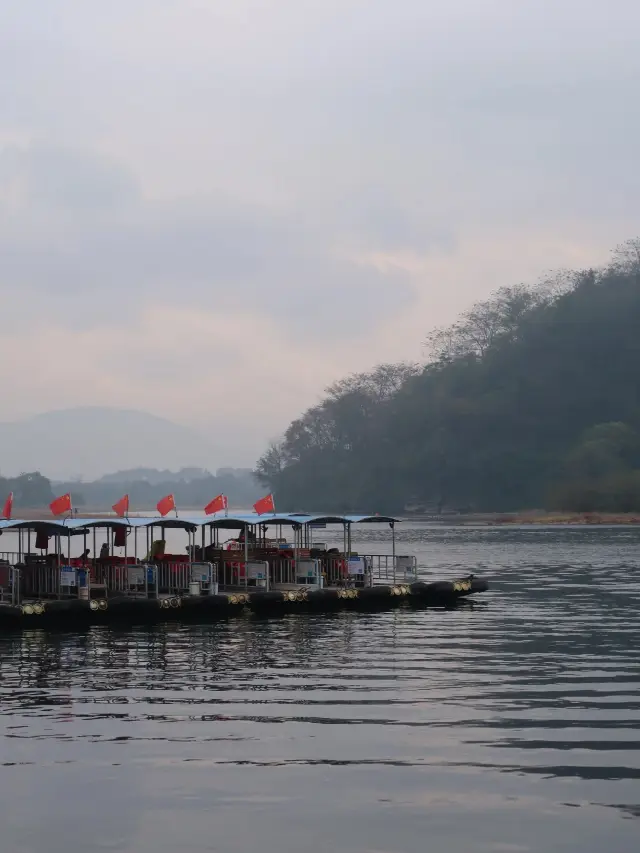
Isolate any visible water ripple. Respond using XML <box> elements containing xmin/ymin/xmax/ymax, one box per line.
<box><xmin>0</xmin><ymin>525</ymin><xmax>639</xmax><ymax>853</ymax></box>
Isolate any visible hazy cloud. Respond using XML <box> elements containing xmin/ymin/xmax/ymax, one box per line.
<box><xmin>1</xmin><ymin>0</ymin><xmax>639</xmax><ymax>471</ymax></box>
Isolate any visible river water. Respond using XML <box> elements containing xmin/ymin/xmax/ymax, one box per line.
<box><xmin>0</xmin><ymin>524</ymin><xmax>639</xmax><ymax>853</ymax></box>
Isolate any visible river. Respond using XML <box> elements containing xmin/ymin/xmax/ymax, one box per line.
<box><xmin>0</xmin><ymin>524</ymin><xmax>639</xmax><ymax>852</ymax></box>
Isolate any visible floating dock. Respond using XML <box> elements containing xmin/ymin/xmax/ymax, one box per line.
<box><xmin>0</xmin><ymin>511</ymin><xmax>489</xmax><ymax>632</ymax></box>
<box><xmin>0</xmin><ymin>577</ymin><xmax>488</xmax><ymax>630</ymax></box>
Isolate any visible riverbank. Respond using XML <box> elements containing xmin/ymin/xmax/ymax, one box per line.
<box><xmin>406</xmin><ymin>511</ymin><xmax>640</xmax><ymax>525</ymax></box>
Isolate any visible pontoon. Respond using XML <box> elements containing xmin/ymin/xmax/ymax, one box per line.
<box><xmin>0</xmin><ymin>512</ymin><xmax>488</xmax><ymax>629</ymax></box>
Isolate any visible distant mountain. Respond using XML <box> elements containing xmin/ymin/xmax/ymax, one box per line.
<box><xmin>94</xmin><ymin>466</ymin><xmax>254</xmax><ymax>485</ymax></box>
<box><xmin>0</xmin><ymin>407</ymin><xmax>221</xmax><ymax>480</ymax></box>
<box><xmin>95</xmin><ymin>467</ymin><xmax>213</xmax><ymax>485</ymax></box>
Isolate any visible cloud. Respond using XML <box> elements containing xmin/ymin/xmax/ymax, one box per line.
<box><xmin>0</xmin><ymin>143</ymin><xmax>416</xmax><ymax>336</ymax></box>
<box><xmin>0</xmin><ymin>303</ymin><xmax>388</xmax><ymax>464</ymax></box>
<box><xmin>0</xmin><ymin>0</ymin><xmax>639</xmax><ymax>466</ymax></box>
<box><xmin>0</xmin><ymin>143</ymin><xmax>139</xmax><ymax>213</ymax></box>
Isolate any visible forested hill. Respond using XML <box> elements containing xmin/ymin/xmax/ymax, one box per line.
<box><xmin>255</xmin><ymin>240</ymin><xmax>640</xmax><ymax>513</ymax></box>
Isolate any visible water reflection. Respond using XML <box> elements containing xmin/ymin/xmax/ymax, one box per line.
<box><xmin>1</xmin><ymin>526</ymin><xmax>639</xmax><ymax>852</ymax></box>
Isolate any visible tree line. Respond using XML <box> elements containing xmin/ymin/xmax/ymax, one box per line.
<box><xmin>0</xmin><ymin>468</ymin><xmax>261</xmax><ymax>510</ymax></box>
<box><xmin>255</xmin><ymin>239</ymin><xmax>640</xmax><ymax>513</ymax></box>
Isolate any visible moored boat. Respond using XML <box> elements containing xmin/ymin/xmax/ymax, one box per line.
<box><xmin>0</xmin><ymin>512</ymin><xmax>488</xmax><ymax>630</ymax></box>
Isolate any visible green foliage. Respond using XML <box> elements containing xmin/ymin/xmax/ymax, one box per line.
<box><xmin>256</xmin><ymin>239</ymin><xmax>640</xmax><ymax>512</ymax></box>
<box><xmin>0</xmin><ymin>472</ymin><xmax>54</xmax><ymax>508</ymax></box>
<box><xmin>56</xmin><ymin>469</ymin><xmax>261</xmax><ymax>509</ymax></box>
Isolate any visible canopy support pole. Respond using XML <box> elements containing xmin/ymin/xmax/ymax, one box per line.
<box><xmin>342</xmin><ymin>523</ymin><xmax>347</xmax><ymax>586</ymax></box>
<box><xmin>244</xmin><ymin>524</ymin><xmax>249</xmax><ymax>591</ymax></box>
<box><xmin>391</xmin><ymin>521</ymin><xmax>396</xmax><ymax>584</ymax></box>
<box><xmin>67</xmin><ymin>531</ymin><xmax>71</xmax><ymax>599</ymax></box>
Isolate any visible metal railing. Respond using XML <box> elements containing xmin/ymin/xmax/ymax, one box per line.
<box><xmin>365</xmin><ymin>554</ymin><xmax>418</xmax><ymax>584</ymax></box>
<box><xmin>0</xmin><ymin>565</ymin><xmax>20</xmax><ymax>605</ymax></box>
<box><xmin>21</xmin><ymin>564</ymin><xmax>68</xmax><ymax>599</ymax></box>
<box><xmin>2</xmin><ymin>553</ymin><xmax>417</xmax><ymax>601</ymax></box>
<box><xmin>93</xmin><ymin>562</ymin><xmax>218</xmax><ymax>597</ymax></box>
<box><xmin>313</xmin><ymin>554</ymin><xmax>417</xmax><ymax>587</ymax></box>
<box><xmin>8</xmin><ymin>561</ymin><xmax>220</xmax><ymax>601</ymax></box>
<box><xmin>216</xmin><ymin>554</ymin><xmax>417</xmax><ymax>590</ymax></box>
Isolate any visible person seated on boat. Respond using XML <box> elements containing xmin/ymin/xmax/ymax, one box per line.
<box><xmin>237</xmin><ymin>528</ymin><xmax>256</xmax><ymax>544</ymax></box>
<box><xmin>80</xmin><ymin>548</ymin><xmax>91</xmax><ymax>565</ymax></box>
<box><xmin>203</xmin><ymin>543</ymin><xmax>218</xmax><ymax>561</ymax></box>
<box><xmin>147</xmin><ymin>539</ymin><xmax>166</xmax><ymax>561</ymax></box>
<box><xmin>100</xmin><ymin>542</ymin><xmax>109</xmax><ymax>560</ymax></box>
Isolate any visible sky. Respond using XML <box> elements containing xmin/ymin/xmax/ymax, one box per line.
<box><xmin>1</xmin><ymin>0</ymin><xmax>639</xmax><ymax>467</ymax></box>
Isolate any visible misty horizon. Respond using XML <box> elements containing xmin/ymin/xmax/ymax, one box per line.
<box><xmin>2</xmin><ymin>1</ymin><xmax>639</xmax><ymax>480</ymax></box>
<box><xmin>0</xmin><ymin>407</ymin><xmax>257</xmax><ymax>480</ymax></box>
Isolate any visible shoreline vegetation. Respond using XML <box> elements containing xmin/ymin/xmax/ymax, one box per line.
<box><xmin>416</xmin><ymin>511</ymin><xmax>640</xmax><ymax>525</ymax></box>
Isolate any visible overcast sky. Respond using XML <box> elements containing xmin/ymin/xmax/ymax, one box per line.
<box><xmin>1</xmin><ymin>0</ymin><xmax>639</xmax><ymax>466</ymax></box>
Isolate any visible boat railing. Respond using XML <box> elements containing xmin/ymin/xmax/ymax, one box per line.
<box><xmin>94</xmin><ymin>561</ymin><xmax>219</xmax><ymax>597</ymax></box>
<box><xmin>364</xmin><ymin>554</ymin><xmax>418</xmax><ymax>584</ymax></box>
<box><xmin>269</xmin><ymin>558</ymin><xmax>296</xmax><ymax>587</ymax></box>
<box><xmin>0</xmin><ymin>551</ymin><xmax>20</xmax><ymax>564</ymax></box>
<box><xmin>6</xmin><ymin>553</ymin><xmax>418</xmax><ymax>601</ymax></box>
<box><xmin>215</xmin><ymin>554</ymin><xmax>418</xmax><ymax>590</ymax></box>
<box><xmin>218</xmin><ymin>557</ymin><xmax>247</xmax><ymax>589</ymax></box>
<box><xmin>155</xmin><ymin>561</ymin><xmax>217</xmax><ymax>596</ymax></box>
<box><xmin>21</xmin><ymin>563</ymin><xmax>69</xmax><ymax>599</ymax></box>
<box><xmin>314</xmin><ymin>554</ymin><xmax>418</xmax><ymax>586</ymax></box>
<box><xmin>10</xmin><ymin>560</ymin><xmax>220</xmax><ymax>601</ymax></box>
<box><xmin>0</xmin><ymin>564</ymin><xmax>20</xmax><ymax>606</ymax></box>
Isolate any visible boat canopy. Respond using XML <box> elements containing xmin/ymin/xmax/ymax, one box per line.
<box><xmin>0</xmin><ymin>519</ymin><xmax>90</xmax><ymax>535</ymax></box>
<box><xmin>126</xmin><ymin>517</ymin><xmax>199</xmax><ymax>532</ymax></box>
<box><xmin>0</xmin><ymin>513</ymin><xmax>401</xmax><ymax>532</ymax></box>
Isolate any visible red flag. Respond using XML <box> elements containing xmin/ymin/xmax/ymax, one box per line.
<box><xmin>112</xmin><ymin>494</ymin><xmax>129</xmax><ymax>517</ymax></box>
<box><xmin>50</xmin><ymin>493</ymin><xmax>72</xmax><ymax>516</ymax></box>
<box><xmin>2</xmin><ymin>492</ymin><xmax>13</xmax><ymax>520</ymax></box>
<box><xmin>253</xmin><ymin>493</ymin><xmax>275</xmax><ymax>515</ymax></box>
<box><xmin>204</xmin><ymin>494</ymin><xmax>227</xmax><ymax>515</ymax></box>
<box><xmin>157</xmin><ymin>494</ymin><xmax>176</xmax><ymax>517</ymax></box>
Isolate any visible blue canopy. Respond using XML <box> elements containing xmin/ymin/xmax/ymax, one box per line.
<box><xmin>0</xmin><ymin>513</ymin><xmax>401</xmax><ymax>533</ymax></box>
